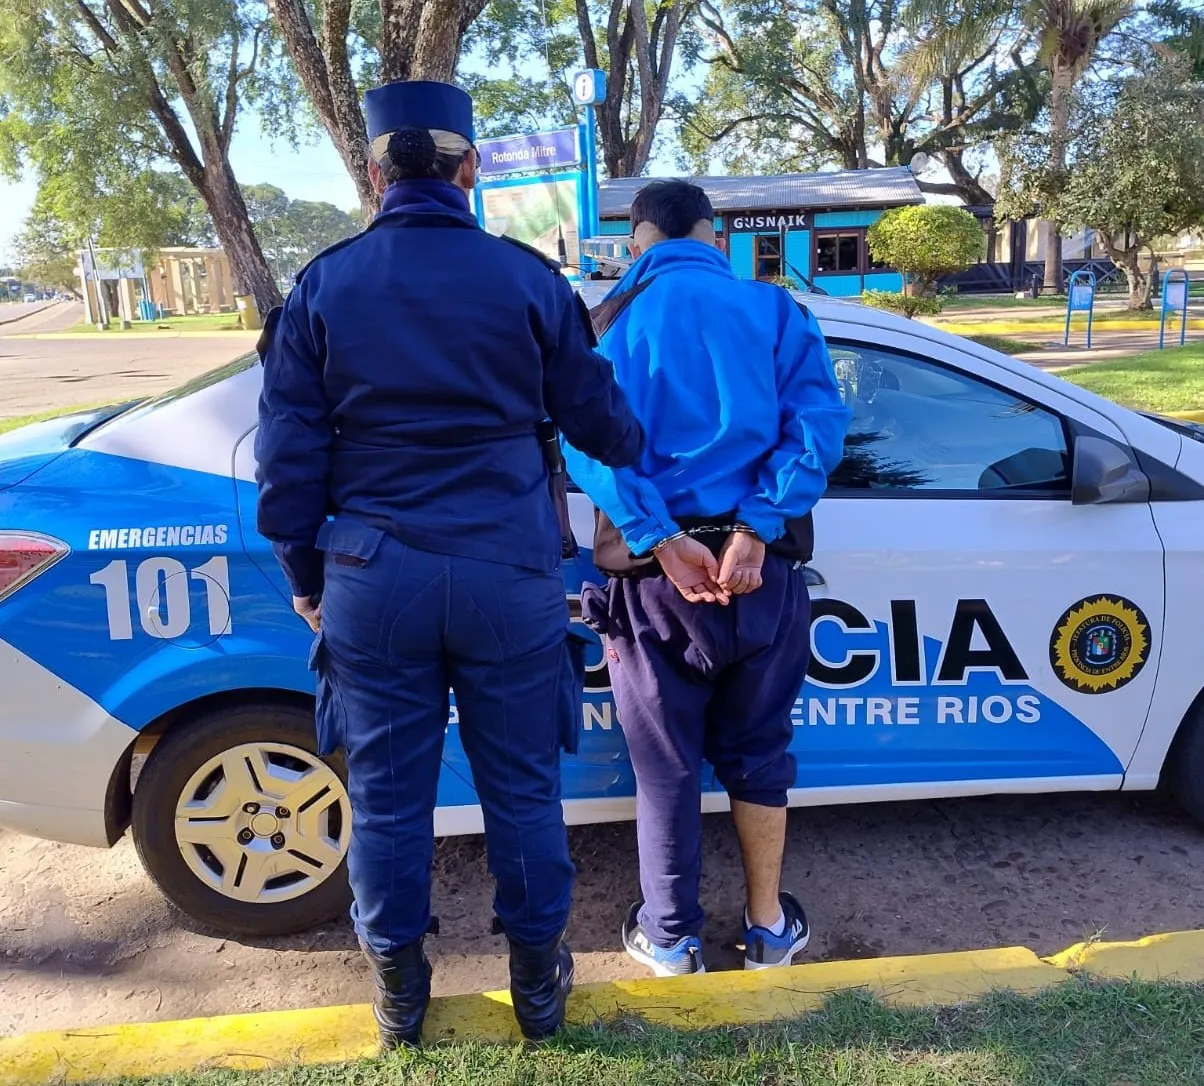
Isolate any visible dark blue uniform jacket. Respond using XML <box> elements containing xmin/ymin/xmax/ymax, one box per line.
<box><xmin>255</xmin><ymin>179</ymin><xmax>643</xmax><ymax>599</ymax></box>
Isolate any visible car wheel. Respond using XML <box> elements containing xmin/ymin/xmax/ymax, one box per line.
<box><xmin>131</xmin><ymin>701</ymin><xmax>353</xmax><ymax>936</ymax></box>
<box><xmin>1167</xmin><ymin>694</ymin><xmax>1204</xmax><ymax>825</ymax></box>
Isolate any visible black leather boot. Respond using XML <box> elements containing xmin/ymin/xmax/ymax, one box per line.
<box><xmin>360</xmin><ymin>938</ymin><xmax>432</xmax><ymax>1050</ymax></box>
<box><xmin>506</xmin><ymin>931</ymin><xmax>575</xmax><ymax>1041</ymax></box>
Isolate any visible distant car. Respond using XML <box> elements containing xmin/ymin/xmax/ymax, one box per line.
<box><xmin>1</xmin><ymin>293</ymin><xmax>1203</xmax><ymax>937</ymax></box>
<box><xmin>22</xmin><ymin>292</ymin><xmax>36</xmax><ymax>303</ymax></box>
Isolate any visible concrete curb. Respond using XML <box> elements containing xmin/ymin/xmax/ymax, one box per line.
<box><xmin>0</xmin><ymin>302</ymin><xmax>57</xmax><ymax>328</ymax></box>
<box><xmin>2</xmin><ymin>930</ymin><xmax>1204</xmax><ymax>1083</ymax></box>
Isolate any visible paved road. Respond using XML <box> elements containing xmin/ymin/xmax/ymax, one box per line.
<box><xmin>3</xmin><ymin>790</ymin><xmax>1204</xmax><ymax>1036</ymax></box>
<box><xmin>0</xmin><ymin>306</ymin><xmax>257</xmax><ymax>419</ymax></box>
<box><xmin>0</xmin><ymin>301</ymin><xmax>61</xmax><ymax>327</ymax></box>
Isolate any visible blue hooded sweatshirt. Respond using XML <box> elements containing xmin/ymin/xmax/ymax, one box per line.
<box><xmin>561</xmin><ymin>239</ymin><xmax>851</xmax><ymax>556</ymax></box>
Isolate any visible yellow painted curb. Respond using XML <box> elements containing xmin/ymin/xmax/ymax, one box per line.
<box><xmin>0</xmin><ymin>945</ymin><xmax>1070</xmax><ymax>1083</ymax></box>
<box><xmin>1167</xmin><ymin>409</ymin><xmax>1204</xmax><ymax>423</ymax></box>
<box><xmin>1045</xmin><ymin>930</ymin><xmax>1204</xmax><ymax>980</ymax></box>
<box><xmin>8</xmin><ymin>330</ymin><xmax>257</xmax><ymax>341</ymax></box>
<box><xmin>931</xmin><ymin>319</ymin><xmax>1204</xmax><ymax>336</ymax></box>
<box><xmin>2</xmin><ymin>932</ymin><xmax>1203</xmax><ymax>1083</ymax></box>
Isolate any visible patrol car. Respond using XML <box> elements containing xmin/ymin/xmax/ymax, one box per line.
<box><xmin>1</xmin><ymin>293</ymin><xmax>1202</xmax><ymax>937</ymax></box>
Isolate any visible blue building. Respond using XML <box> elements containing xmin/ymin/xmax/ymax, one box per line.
<box><xmin>596</xmin><ymin>166</ymin><xmax>923</xmax><ymax>297</ymax></box>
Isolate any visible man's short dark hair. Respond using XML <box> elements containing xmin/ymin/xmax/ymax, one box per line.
<box><xmin>630</xmin><ymin>180</ymin><xmax>714</xmax><ymax>239</ymax></box>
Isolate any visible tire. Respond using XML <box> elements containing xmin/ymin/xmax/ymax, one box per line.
<box><xmin>1166</xmin><ymin>694</ymin><xmax>1204</xmax><ymax>825</ymax></box>
<box><xmin>131</xmin><ymin>701</ymin><xmax>353</xmax><ymax>937</ymax></box>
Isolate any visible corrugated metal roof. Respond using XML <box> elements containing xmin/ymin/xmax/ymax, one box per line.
<box><xmin>597</xmin><ymin>166</ymin><xmax>923</xmax><ymax>219</ymax></box>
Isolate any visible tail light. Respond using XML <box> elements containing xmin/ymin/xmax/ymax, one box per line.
<box><xmin>0</xmin><ymin>532</ymin><xmax>69</xmax><ymax>604</ymax></box>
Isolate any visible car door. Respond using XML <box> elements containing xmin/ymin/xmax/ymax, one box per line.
<box><xmin>785</xmin><ymin>320</ymin><xmax>1165</xmax><ymax>802</ymax></box>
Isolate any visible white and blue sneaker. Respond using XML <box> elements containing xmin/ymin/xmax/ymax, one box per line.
<box><xmin>743</xmin><ymin>891</ymin><xmax>811</xmax><ymax>970</ymax></box>
<box><xmin>622</xmin><ymin>903</ymin><xmax>706</xmax><ymax>977</ymax></box>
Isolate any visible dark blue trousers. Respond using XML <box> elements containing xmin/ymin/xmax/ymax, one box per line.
<box><xmin>312</xmin><ymin>517</ymin><xmax>578</xmax><ymax>956</ymax></box>
<box><xmin>584</xmin><ymin>554</ymin><xmax>811</xmax><ymax>947</ymax></box>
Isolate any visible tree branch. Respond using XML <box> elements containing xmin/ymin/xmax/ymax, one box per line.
<box><xmin>573</xmin><ymin>0</ymin><xmax>598</xmax><ymax>68</ymax></box>
<box><xmin>73</xmin><ymin>0</ymin><xmax>120</xmax><ymax>52</ymax></box>
<box><xmin>220</xmin><ymin>22</ymin><xmax>242</xmax><ymax>151</ymax></box>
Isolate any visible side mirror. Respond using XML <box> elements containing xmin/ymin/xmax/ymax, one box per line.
<box><xmin>1071</xmin><ymin>435</ymin><xmax>1149</xmax><ymax>505</ymax></box>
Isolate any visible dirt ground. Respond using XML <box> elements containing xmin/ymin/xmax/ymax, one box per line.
<box><xmin>4</xmin><ymin>790</ymin><xmax>1204</xmax><ymax>1037</ymax></box>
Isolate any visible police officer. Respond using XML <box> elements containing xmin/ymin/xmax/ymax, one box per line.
<box><xmin>255</xmin><ymin>79</ymin><xmax>643</xmax><ymax>1047</ymax></box>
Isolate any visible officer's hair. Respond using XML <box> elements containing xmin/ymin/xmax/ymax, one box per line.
<box><xmin>374</xmin><ymin>127</ymin><xmax>474</xmax><ymax>183</ymax></box>
<box><xmin>630</xmin><ymin>180</ymin><xmax>714</xmax><ymax>239</ymax></box>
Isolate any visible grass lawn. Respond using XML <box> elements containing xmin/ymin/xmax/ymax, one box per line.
<box><xmin>964</xmin><ymin>333</ymin><xmax>1046</xmax><ymax>355</ymax></box>
<box><xmin>940</xmin><ymin>293</ymin><xmax>1069</xmax><ymax>310</ymax></box>
<box><xmin>89</xmin><ymin>980</ymin><xmax>1204</xmax><ymax>1086</ymax></box>
<box><xmin>1058</xmin><ymin>343</ymin><xmax>1204</xmax><ymax>414</ymax></box>
<box><xmin>0</xmin><ymin>403</ymin><xmax>115</xmax><ymax>436</ymax></box>
<box><xmin>62</xmin><ymin>313</ymin><xmax>245</xmax><ymax>334</ymax></box>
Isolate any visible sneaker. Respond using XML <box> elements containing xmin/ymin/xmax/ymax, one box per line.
<box><xmin>621</xmin><ymin>903</ymin><xmax>706</xmax><ymax>977</ymax></box>
<box><xmin>743</xmin><ymin>891</ymin><xmax>810</xmax><ymax>970</ymax></box>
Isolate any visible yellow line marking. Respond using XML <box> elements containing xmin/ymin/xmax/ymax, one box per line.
<box><xmin>930</xmin><ymin>320</ymin><xmax>1204</xmax><ymax>336</ymax></box>
<box><xmin>7</xmin><ymin>331</ymin><xmax>258</xmax><ymax>341</ymax></box>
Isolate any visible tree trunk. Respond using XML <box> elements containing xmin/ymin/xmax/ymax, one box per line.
<box><xmin>1043</xmin><ymin>64</ymin><xmax>1073</xmax><ymax>292</ymax></box>
<box><xmin>270</xmin><ymin>0</ymin><xmax>378</xmax><ymax>219</ymax></box>
<box><xmin>1122</xmin><ymin>253</ymin><xmax>1153</xmax><ymax>310</ymax></box>
<box><xmin>272</xmin><ymin>0</ymin><xmax>486</xmax><ymax>221</ymax></box>
<box><xmin>1098</xmin><ymin>234</ymin><xmax>1153</xmax><ymax>312</ymax></box>
<box><xmin>199</xmin><ymin>160</ymin><xmax>283</xmax><ymax>313</ymax></box>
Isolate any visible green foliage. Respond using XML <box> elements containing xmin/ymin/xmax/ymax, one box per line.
<box><xmin>996</xmin><ymin>59</ymin><xmax>1204</xmax><ymax>306</ymax></box>
<box><xmin>862</xmin><ymin>289</ymin><xmax>945</xmax><ymax>318</ymax></box>
<box><xmin>241</xmin><ymin>183</ymin><xmax>360</xmax><ymax>285</ymax></box>
<box><xmin>466</xmin><ymin>0</ymin><xmax>692</xmax><ymax>176</ymax></box>
<box><xmin>679</xmin><ymin>0</ymin><xmax>1043</xmax><ymax>201</ymax></box>
<box><xmin>1150</xmin><ymin>0</ymin><xmax>1204</xmax><ymax>78</ymax></box>
<box><xmin>866</xmin><ymin>206</ymin><xmax>985</xmax><ymax>295</ymax></box>
<box><xmin>14</xmin><ymin>215</ymin><xmax>79</xmax><ymax>294</ymax></box>
<box><xmin>0</xmin><ymin>0</ymin><xmax>284</xmax><ymax>310</ymax></box>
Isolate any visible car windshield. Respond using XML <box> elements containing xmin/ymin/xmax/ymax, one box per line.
<box><xmin>1143</xmin><ymin>412</ymin><xmax>1204</xmax><ymax>443</ymax></box>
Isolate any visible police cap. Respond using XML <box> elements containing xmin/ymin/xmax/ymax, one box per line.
<box><xmin>364</xmin><ymin>80</ymin><xmax>475</xmax><ymax>144</ymax></box>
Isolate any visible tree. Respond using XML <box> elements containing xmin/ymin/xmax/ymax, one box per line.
<box><xmin>1150</xmin><ymin>0</ymin><xmax>1204</xmax><ymax>78</ymax></box>
<box><xmin>680</xmin><ymin>0</ymin><xmax>1046</xmax><ymax>205</ymax></box>
<box><xmin>14</xmin><ymin>214</ymin><xmax>81</xmax><ymax>296</ymax></box>
<box><xmin>0</xmin><ymin>0</ymin><xmax>282</xmax><ymax>312</ymax></box>
<box><xmin>266</xmin><ymin>0</ymin><xmax>490</xmax><ymax>218</ymax></box>
<box><xmin>465</xmin><ymin>0</ymin><xmax>691</xmax><ymax>178</ymax></box>
<box><xmin>867</xmin><ymin>205</ymin><xmax>985</xmax><ymax>295</ymax></box>
<box><xmin>242</xmin><ymin>183</ymin><xmax>360</xmax><ymax>285</ymax></box>
<box><xmin>995</xmin><ymin>61</ymin><xmax>1204</xmax><ymax>309</ymax></box>
<box><xmin>1027</xmin><ymin>0</ymin><xmax>1135</xmax><ymax>291</ymax></box>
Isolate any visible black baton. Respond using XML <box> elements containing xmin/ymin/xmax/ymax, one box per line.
<box><xmin>537</xmin><ymin>419</ymin><xmax>579</xmax><ymax>559</ymax></box>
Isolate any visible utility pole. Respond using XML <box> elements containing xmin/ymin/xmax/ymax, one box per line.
<box><xmin>85</xmin><ymin>237</ymin><xmax>110</xmax><ymax>330</ymax></box>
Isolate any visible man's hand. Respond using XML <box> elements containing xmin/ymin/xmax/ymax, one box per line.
<box><xmin>717</xmin><ymin>531</ymin><xmax>765</xmax><ymax>596</ymax></box>
<box><xmin>293</xmin><ymin>595</ymin><xmax>322</xmax><ymax>632</ymax></box>
<box><xmin>656</xmin><ymin>536</ymin><xmax>730</xmax><ymax>605</ymax></box>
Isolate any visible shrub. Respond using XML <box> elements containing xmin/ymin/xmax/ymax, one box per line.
<box><xmin>867</xmin><ymin>206</ymin><xmax>985</xmax><ymax>296</ymax></box>
<box><xmin>861</xmin><ymin>290</ymin><xmax>944</xmax><ymax>319</ymax></box>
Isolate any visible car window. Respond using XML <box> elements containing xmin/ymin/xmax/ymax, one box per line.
<box><xmin>827</xmin><ymin>342</ymin><xmax>1072</xmax><ymax>495</ymax></box>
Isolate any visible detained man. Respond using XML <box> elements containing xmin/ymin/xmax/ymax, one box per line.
<box><xmin>563</xmin><ymin>180</ymin><xmax>851</xmax><ymax>975</ymax></box>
